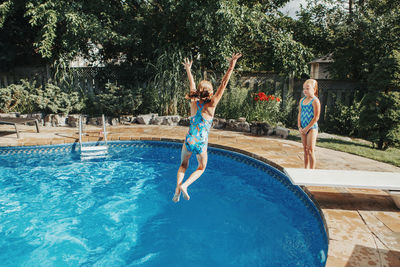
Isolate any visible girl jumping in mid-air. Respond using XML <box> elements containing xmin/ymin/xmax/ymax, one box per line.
<box><xmin>298</xmin><ymin>79</ymin><xmax>321</xmax><ymax>169</ymax></box>
<box><xmin>172</xmin><ymin>53</ymin><xmax>242</xmax><ymax>202</ymax></box>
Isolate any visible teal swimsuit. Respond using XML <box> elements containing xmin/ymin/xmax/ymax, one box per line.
<box><xmin>300</xmin><ymin>97</ymin><xmax>318</xmax><ymax>131</ymax></box>
<box><xmin>185</xmin><ymin>101</ymin><xmax>213</xmax><ymax>154</ymax></box>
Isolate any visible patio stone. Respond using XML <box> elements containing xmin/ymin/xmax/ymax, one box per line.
<box><xmin>326</xmin><ymin>240</ymin><xmax>381</xmax><ymax>267</ymax></box>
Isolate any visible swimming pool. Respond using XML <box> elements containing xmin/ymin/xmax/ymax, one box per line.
<box><xmin>0</xmin><ymin>141</ymin><xmax>328</xmax><ymax>266</ymax></box>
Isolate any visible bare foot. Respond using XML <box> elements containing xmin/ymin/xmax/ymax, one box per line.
<box><xmin>172</xmin><ymin>187</ymin><xmax>181</xmax><ymax>203</ymax></box>
<box><xmin>180</xmin><ymin>185</ymin><xmax>190</xmax><ymax>200</ymax></box>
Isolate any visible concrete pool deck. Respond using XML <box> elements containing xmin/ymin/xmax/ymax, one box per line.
<box><xmin>1</xmin><ymin>124</ymin><xmax>399</xmax><ymax>266</ymax></box>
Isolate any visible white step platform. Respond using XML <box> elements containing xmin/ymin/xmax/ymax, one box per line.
<box><xmin>80</xmin><ymin>146</ymin><xmax>108</xmax><ymax>152</ymax></box>
<box><xmin>283</xmin><ymin>168</ymin><xmax>400</xmax><ymax>190</ymax></box>
<box><xmin>80</xmin><ymin>145</ymin><xmax>108</xmax><ymax>159</ymax></box>
<box><xmin>80</xmin><ymin>155</ymin><xmax>108</xmax><ymax>160</ymax></box>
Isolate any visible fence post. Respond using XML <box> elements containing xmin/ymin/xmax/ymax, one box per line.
<box><xmin>288</xmin><ymin>72</ymin><xmax>294</xmax><ymax>95</ymax></box>
<box><xmin>2</xmin><ymin>74</ymin><xmax>7</xmax><ymax>87</ymax></box>
<box><xmin>285</xmin><ymin>72</ymin><xmax>294</xmax><ymax>107</ymax></box>
<box><xmin>46</xmin><ymin>64</ymin><xmax>51</xmax><ymax>80</ymax></box>
<box><xmin>282</xmin><ymin>78</ymin><xmax>287</xmax><ymax>105</ymax></box>
<box><xmin>319</xmin><ymin>88</ymin><xmax>328</xmax><ymax>123</ymax></box>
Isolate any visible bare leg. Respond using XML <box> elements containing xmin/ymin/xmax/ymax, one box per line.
<box><xmin>300</xmin><ymin>132</ymin><xmax>309</xmax><ymax>168</ymax></box>
<box><xmin>173</xmin><ymin>144</ymin><xmax>192</xmax><ymax>202</ymax></box>
<box><xmin>307</xmin><ymin>129</ymin><xmax>318</xmax><ymax>169</ymax></box>
<box><xmin>180</xmin><ymin>150</ymin><xmax>208</xmax><ymax>200</ymax></box>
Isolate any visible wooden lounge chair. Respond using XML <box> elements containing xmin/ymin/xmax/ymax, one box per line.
<box><xmin>284</xmin><ymin>168</ymin><xmax>400</xmax><ymax>208</ymax></box>
<box><xmin>0</xmin><ymin>117</ymin><xmax>40</xmax><ymax>139</ymax></box>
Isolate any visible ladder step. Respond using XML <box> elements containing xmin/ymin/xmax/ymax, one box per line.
<box><xmin>81</xmin><ymin>150</ymin><xmax>108</xmax><ymax>156</ymax></box>
<box><xmin>81</xmin><ymin>146</ymin><xmax>108</xmax><ymax>152</ymax></box>
<box><xmin>81</xmin><ymin>155</ymin><xmax>108</xmax><ymax>160</ymax></box>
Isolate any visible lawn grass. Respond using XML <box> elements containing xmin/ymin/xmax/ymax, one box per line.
<box><xmin>287</xmin><ymin>130</ymin><xmax>400</xmax><ymax>167</ymax></box>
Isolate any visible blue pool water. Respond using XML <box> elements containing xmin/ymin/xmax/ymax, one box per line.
<box><xmin>0</xmin><ymin>141</ymin><xmax>328</xmax><ymax>266</ymax></box>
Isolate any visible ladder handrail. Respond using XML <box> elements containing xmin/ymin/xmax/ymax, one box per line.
<box><xmin>79</xmin><ymin>115</ymin><xmax>83</xmax><ymax>150</ymax></box>
<box><xmin>79</xmin><ymin>115</ymin><xmax>108</xmax><ymax>156</ymax></box>
<box><xmin>102</xmin><ymin>114</ymin><xmax>108</xmax><ymax>145</ymax></box>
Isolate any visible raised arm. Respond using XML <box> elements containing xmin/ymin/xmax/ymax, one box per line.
<box><xmin>182</xmin><ymin>58</ymin><xmax>195</xmax><ymax>92</ymax></box>
<box><xmin>210</xmin><ymin>53</ymin><xmax>242</xmax><ymax>106</ymax></box>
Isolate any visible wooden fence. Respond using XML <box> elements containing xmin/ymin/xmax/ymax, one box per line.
<box><xmin>1</xmin><ymin>67</ymin><xmax>364</xmax><ymax>124</ymax></box>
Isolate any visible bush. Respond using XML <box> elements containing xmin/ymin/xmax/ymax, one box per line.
<box><xmin>0</xmin><ymin>79</ymin><xmax>84</xmax><ymax>115</ymax></box>
<box><xmin>245</xmin><ymin>92</ymin><xmax>282</xmax><ymax>126</ymax></box>
<box><xmin>215</xmin><ymin>74</ymin><xmax>249</xmax><ymax>119</ymax></box>
<box><xmin>323</xmin><ymin>96</ymin><xmax>362</xmax><ymax>136</ymax></box>
<box><xmin>148</xmin><ymin>48</ymin><xmax>187</xmax><ymax>116</ymax></box>
<box><xmin>359</xmin><ymin>91</ymin><xmax>400</xmax><ymax>150</ymax></box>
<box><xmin>38</xmin><ymin>83</ymin><xmax>84</xmax><ymax>114</ymax></box>
<box><xmin>0</xmin><ymin>81</ymin><xmax>32</xmax><ymax>113</ymax></box>
<box><xmin>215</xmin><ymin>74</ymin><xmax>296</xmax><ymax>127</ymax></box>
<box><xmin>94</xmin><ymin>82</ymin><xmax>142</xmax><ymax>117</ymax></box>
<box><xmin>279</xmin><ymin>93</ymin><xmax>297</xmax><ymax>128</ymax></box>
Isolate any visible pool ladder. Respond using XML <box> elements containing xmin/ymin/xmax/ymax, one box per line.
<box><xmin>79</xmin><ymin>115</ymin><xmax>108</xmax><ymax>159</ymax></box>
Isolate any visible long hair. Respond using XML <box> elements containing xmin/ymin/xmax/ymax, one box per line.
<box><xmin>304</xmin><ymin>79</ymin><xmax>318</xmax><ymax>96</ymax></box>
<box><xmin>185</xmin><ymin>80</ymin><xmax>214</xmax><ymax>102</ymax></box>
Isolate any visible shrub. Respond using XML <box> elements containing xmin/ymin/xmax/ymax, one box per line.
<box><xmin>359</xmin><ymin>91</ymin><xmax>400</xmax><ymax>150</ymax></box>
<box><xmin>148</xmin><ymin>48</ymin><xmax>187</xmax><ymax>116</ymax></box>
<box><xmin>279</xmin><ymin>93</ymin><xmax>297</xmax><ymax>128</ymax></box>
<box><xmin>0</xmin><ymin>79</ymin><xmax>84</xmax><ymax>115</ymax></box>
<box><xmin>215</xmin><ymin>74</ymin><xmax>249</xmax><ymax>119</ymax></box>
<box><xmin>94</xmin><ymin>82</ymin><xmax>142</xmax><ymax>117</ymax></box>
<box><xmin>38</xmin><ymin>83</ymin><xmax>84</xmax><ymax>114</ymax></box>
<box><xmin>323</xmin><ymin>96</ymin><xmax>362</xmax><ymax>136</ymax></box>
<box><xmin>0</xmin><ymin>81</ymin><xmax>31</xmax><ymax>113</ymax></box>
<box><xmin>245</xmin><ymin>92</ymin><xmax>282</xmax><ymax>126</ymax></box>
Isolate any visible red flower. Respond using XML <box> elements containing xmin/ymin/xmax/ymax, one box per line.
<box><xmin>258</xmin><ymin>92</ymin><xmax>267</xmax><ymax>99</ymax></box>
<box><xmin>255</xmin><ymin>92</ymin><xmax>283</xmax><ymax>102</ymax></box>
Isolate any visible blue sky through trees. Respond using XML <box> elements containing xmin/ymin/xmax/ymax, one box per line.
<box><xmin>279</xmin><ymin>0</ymin><xmax>307</xmax><ymax>18</ymax></box>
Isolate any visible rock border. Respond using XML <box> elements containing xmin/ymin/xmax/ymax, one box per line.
<box><xmin>5</xmin><ymin>113</ymin><xmax>290</xmax><ymax>138</ymax></box>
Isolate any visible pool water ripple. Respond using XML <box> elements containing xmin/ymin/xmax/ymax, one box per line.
<box><xmin>0</xmin><ymin>141</ymin><xmax>327</xmax><ymax>266</ymax></box>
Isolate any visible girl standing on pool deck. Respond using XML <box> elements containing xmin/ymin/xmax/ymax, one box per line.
<box><xmin>298</xmin><ymin>79</ymin><xmax>321</xmax><ymax>169</ymax></box>
<box><xmin>173</xmin><ymin>53</ymin><xmax>242</xmax><ymax>202</ymax></box>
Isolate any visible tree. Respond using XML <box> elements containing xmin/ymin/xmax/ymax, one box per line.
<box><xmin>0</xmin><ymin>0</ymin><xmax>139</xmax><ymax>66</ymax></box>
<box><xmin>293</xmin><ymin>0</ymin><xmax>400</xmax><ymax>81</ymax></box>
<box><xmin>1</xmin><ymin>0</ymin><xmax>317</xmax><ymax>115</ymax></box>
<box><xmin>1</xmin><ymin>0</ymin><xmax>311</xmax><ymax>75</ymax></box>
<box><xmin>359</xmin><ymin>91</ymin><xmax>400</xmax><ymax>149</ymax></box>
<box><xmin>368</xmin><ymin>50</ymin><xmax>400</xmax><ymax>92</ymax></box>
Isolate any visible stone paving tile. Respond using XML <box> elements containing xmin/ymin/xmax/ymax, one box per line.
<box><xmin>359</xmin><ymin>211</ymin><xmax>400</xmax><ymax>252</ymax></box>
<box><xmin>309</xmin><ymin>190</ymin><xmax>397</xmax><ymax>211</ymax></box>
<box><xmin>346</xmin><ymin>188</ymin><xmax>391</xmax><ymax>196</ymax></box>
<box><xmin>323</xmin><ymin>209</ymin><xmax>371</xmax><ymax>232</ymax></box>
<box><xmin>326</xmin><ymin>240</ymin><xmax>381</xmax><ymax>267</ymax></box>
<box><xmin>373</xmin><ymin>212</ymin><xmax>400</xmax><ymax>232</ymax></box>
<box><xmin>374</xmin><ymin>238</ymin><xmax>400</xmax><ymax>267</ymax></box>
<box><xmin>328</xmin><ymin>227</ymin><xmax>376</xmax><ymax>247</ymax></box>
<box><xmin>306</xmin><ymin>186</ymin><xmax>343</xmax><ymax>193</ymax></box>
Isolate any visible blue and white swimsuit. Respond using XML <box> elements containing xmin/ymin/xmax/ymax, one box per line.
<box><xmin>300</xmin><ymin>97</ymin><xmax>318</xmax><ymax>131</ymax></box>
<box><xmin>185</xmin><ymin>101</ymin><xmax>213</xmax><ymax>154</ymax></box>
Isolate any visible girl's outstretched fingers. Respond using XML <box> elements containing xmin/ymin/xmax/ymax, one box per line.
<box><xmin>232</xmin><ymin>53</ymin><xmax>242</xmax><ymax>61</ymax></box>
<box><xmin>182</xmin><ymin>58</ymin><xmax>193</xmax><ymax>68</ymax></box>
